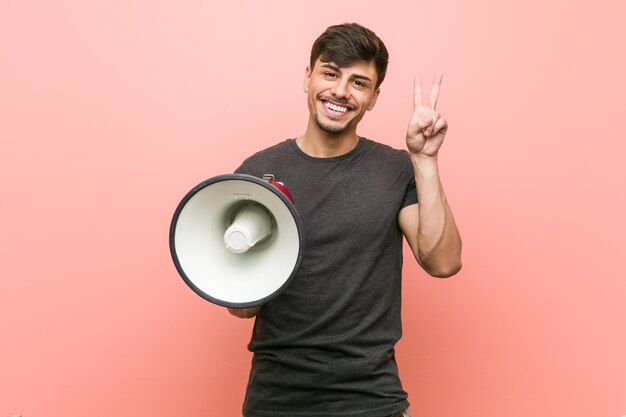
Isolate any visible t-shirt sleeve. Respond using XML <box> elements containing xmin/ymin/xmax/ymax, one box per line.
<box><xmin>402</xmin><ymin>177</ymin><xmax>418</xmax><ymax>208</ymax></box>
<box><xmin>234</xmin><ymin>161</ymin><xmax>247</xmax><ymax>175</ymax></box>
<box><xmin>400</xmin><ymin>151</ymin><xmax>418</xmax><ymax>208</ymax></box>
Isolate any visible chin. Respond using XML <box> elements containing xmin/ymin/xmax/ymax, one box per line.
<box><xmin>315</xmin><ymin>116</ymin><xmax>349</xmax><ymax>135</ymax></box>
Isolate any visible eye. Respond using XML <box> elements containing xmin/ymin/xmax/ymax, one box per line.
<box><xmin>352</xmin><ymin>79</ymin><xmax>370</xmax><ymax>89</ymax></box>
<box><xmin>324</xmin><ymin>72</ymin><xmax>337</xmax><ymax>78</ymax></box>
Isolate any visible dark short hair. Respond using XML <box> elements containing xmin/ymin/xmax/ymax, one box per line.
<box><xmin>309</xmin><ymin>23</ymin><xmax>389</xmax><ymax>89</ymax></box>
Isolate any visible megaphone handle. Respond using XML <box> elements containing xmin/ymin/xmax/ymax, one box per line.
<box><xmin>263</xmin><ymin>174</ymin><xmax>294</xmax><ymax>203</ymax></box>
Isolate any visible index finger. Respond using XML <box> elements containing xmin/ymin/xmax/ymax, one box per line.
<box><xmin>429</xmin><ymin>73</ymin><xmax>443</xmax><ymax>110</ymax></box>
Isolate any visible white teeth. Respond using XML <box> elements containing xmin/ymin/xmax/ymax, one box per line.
<box><xmin>326</xmin><ymin>102</ymin><xmax>348</xmax><ymax>113</ymax></box>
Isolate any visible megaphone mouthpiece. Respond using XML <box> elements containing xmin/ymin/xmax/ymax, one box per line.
<box><xmin>224</xmin><ymin>204</ymin><xmax>272</xmax><ymax>254</ymax></box>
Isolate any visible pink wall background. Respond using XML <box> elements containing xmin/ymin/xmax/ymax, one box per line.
<box><xmin>2</xmin><ymin>0</ymin><xmax>625</xmax><ymax>416</ymax></box>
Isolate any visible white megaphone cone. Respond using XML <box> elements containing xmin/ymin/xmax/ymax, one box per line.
<box><xmin>169</xmin><ymin>174</ymin><xmax>304</xmax><ymax>308</ymax></box>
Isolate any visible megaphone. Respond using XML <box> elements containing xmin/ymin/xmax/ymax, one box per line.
<box><xmin>169</xmin><ymin>174</ymin><xmax>304</xmax><ymax>308</ymax></box>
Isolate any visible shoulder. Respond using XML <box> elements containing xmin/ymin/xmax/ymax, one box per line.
<box><xmin>236</xmin><ymin>139</ymin><xmax>294</xmax><ymax>174</ymax></box>
<box><xmin>359</xmin><ymin>137</ymin><xmax>412</xmax><ymax>166</ymax></box>
<box><xmin>244</xmin><ymin>139</ymin><xmax>294</xmax><ymax>162</ymax></box>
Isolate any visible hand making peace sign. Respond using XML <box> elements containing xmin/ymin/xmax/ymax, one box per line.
<box><xmin>406</xmin><ymin>74</ymin><xmax>448</xmax><ymax>157</ymax></box>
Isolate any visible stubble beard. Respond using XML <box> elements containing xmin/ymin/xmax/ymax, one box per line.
<box><xmin>314</xmin><ymin>114</ymin><xmax>349</xmax><ymax>135</ymax></box>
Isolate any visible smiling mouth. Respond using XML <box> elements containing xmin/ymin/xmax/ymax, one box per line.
<box><xmin>325</xmin><ymin>102</ymin><xmax>349</xmax><ymax>113</ymax></box>
<box><xmin>320</xmin><ymin>97</ymin><xmax>356</xmax><ymax>116</ymax></box>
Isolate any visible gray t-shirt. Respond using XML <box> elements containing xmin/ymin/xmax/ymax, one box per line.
<box><xmin>236</xmin><ymin>138</ymin><xmax>417</xmax><ymax>417</ymax></box>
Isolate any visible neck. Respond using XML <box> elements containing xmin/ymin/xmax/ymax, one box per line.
<box><xmin>296</xmin><ymin>120</ymin><xmax>360</xmax><ymax>158</ymax></box>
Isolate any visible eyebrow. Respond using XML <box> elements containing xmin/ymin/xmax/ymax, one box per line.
<box><xmin>320</xmin><ymin>63</ymin><xmax>373</xmax><ymax>82</ymax></box>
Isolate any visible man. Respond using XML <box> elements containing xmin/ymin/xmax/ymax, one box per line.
<box><xmin>229</xmin><ymin>23</ymin><xmax>462</xmax><ymax>417</ymax></box>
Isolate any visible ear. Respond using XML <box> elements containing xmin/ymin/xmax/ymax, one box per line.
<box><xmin>367</xmin><ymin>88</ymin><xmax>381</xmax><ymax>111</ymax></box>
<box><xmin>303</xmin><ymin>66</ymin><xmax>311</xmax><ymax>93</ymax></box>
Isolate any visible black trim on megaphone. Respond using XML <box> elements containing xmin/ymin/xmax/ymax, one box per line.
<box><xmin>169</xmin><ymin>173</ymin><xmax>305</xmax><ymax>308</ymax></box>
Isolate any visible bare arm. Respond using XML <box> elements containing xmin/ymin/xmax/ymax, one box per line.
<box><xmin>400</xmin><ymin>75</ymin><xmax>462</xmax><ymax>277</ymax></box>
<box><xmin>399</xmin><ymin>155</ymin><xmax>462</xmax><ymax>277</ymax></box>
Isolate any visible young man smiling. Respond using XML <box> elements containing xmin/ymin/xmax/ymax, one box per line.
<box><xmin>231</xmin><ymin>23</ymin><xmax>462</xmax><ymax>417</ymax></box>
<box><xmin>304</xmin><ymin>59</ymin><xmax>379</xmax><ymax>142</ymax></box>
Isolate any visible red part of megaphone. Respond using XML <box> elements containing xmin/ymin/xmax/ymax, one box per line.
<box><xmin>261</xmin><ymin>173</ymin><xmax>294</xmax><ymax>203</ymax></box>
<box><xmin>169</xmin><ymin>174</ymin><xmax>304</xmax><ymax>308</ymax></box>
<box><xmin>268</xmin><ymin>180</ymin><xmax>293</xmax><ymax>203</ymax></box>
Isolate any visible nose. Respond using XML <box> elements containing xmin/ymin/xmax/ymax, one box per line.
<box><xmin>331</xmin><ymin>78</ymin><xmax>350</xmax><ymax>99</ymax></box>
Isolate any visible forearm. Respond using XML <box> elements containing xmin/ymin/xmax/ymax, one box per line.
<box><xmin>412</xmin><ymin>154</ymin><xmax>462</xmax><ymax>277</ymax></box>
